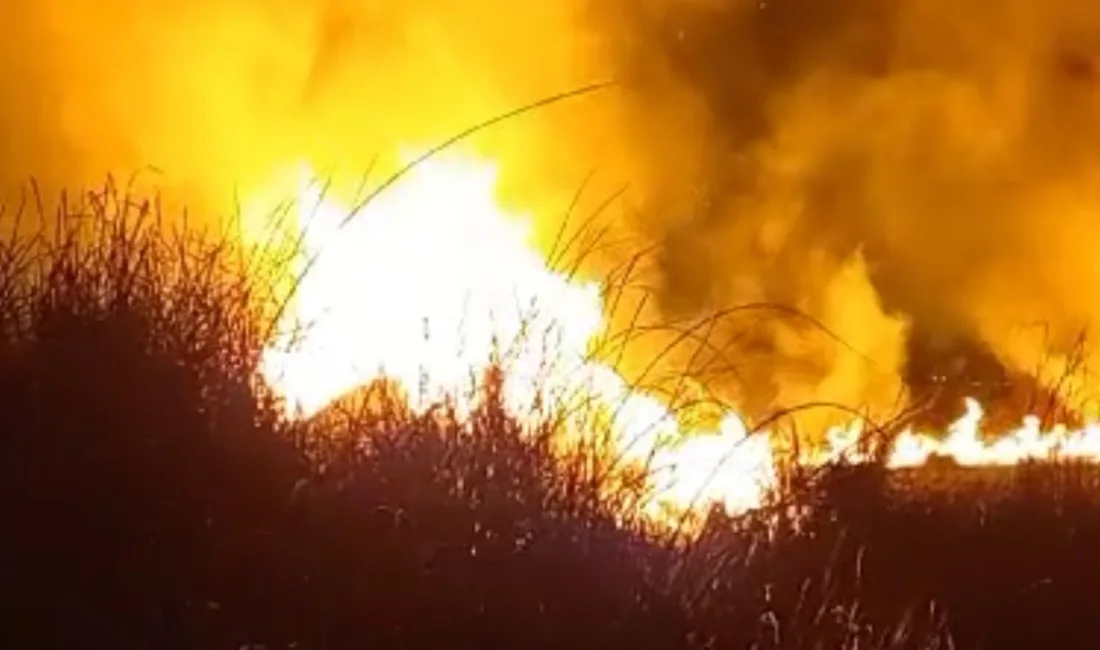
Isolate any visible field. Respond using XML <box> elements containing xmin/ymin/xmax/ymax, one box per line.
<box><xmin>2</xmin><ymin>184</ymin><xmax>1098</xmax><ymax>650</ymax></box>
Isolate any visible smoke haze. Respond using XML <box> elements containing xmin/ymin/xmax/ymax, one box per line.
<box><xmin>4</xmin><ymin>0</ymin><xmax>1100</xmax><ymax>431</ymax></box>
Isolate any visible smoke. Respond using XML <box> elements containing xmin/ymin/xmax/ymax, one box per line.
<box><xmin>584</xmin><ymin>0</ymin><xmax>1100</xmax><ymax>429</ymax></box>
<box><xmin>0</xmin><ymin>0</ymin><xmax>598</xmax><ymax>226</ymax></box>
<box><xmin>4</xmin><ymin>0</ymin><xmax>1100</xmax><ymax>430</ymax></box>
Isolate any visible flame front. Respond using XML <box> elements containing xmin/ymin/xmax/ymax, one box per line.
<box><xmin>258</xmin><ymin>153</ymin><xmax>778</xmax><ymax>519</ymax></box>
<box><xmin>258</xmin><ymin>152</ymin><xmax>1100</xmax><ymax>524</ymax></box>
<box><xmin>886</xmin><ymin>398</ymin><xmax>1100</xmax><ymax>467</ymax></box>
<box><xmin>260</xmin><ymin>156</ymin><xmax>603</xmax><ymax>419</ymax></box>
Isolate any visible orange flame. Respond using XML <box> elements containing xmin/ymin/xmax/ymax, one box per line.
<box><xmin>256</xmin><ymin>152</ymin><xmax>1100</xmax><ymax>524</ymax></box>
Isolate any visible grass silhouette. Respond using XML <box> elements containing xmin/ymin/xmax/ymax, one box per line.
<box><xmin>1</xmin><ymin>178</ymin><xmax>1098</xmax><ymax>650</ymax></box>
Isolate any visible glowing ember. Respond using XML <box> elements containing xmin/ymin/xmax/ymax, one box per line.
<box><xmin>257</xmin><ymin>151</ymin><xmax>1100</xmax><ymax>524</ymax></box>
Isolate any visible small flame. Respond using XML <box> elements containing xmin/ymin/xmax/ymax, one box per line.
<box><xmin>885</xmin><ymin>398</ymin><xmax>1100</xmax><ymax>467</ymax></box>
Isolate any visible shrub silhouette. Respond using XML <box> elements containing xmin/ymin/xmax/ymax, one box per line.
<box><xmin>0</xmin><ymin>184</ymin><xmax>692</xmax><ymax>650</ymax></box>
<box><xmin>4</xmin><ymin>182</ymin><xmax>1100</xmax><ymax>650</ymax></box>
<box><xmin>0</xmin><ymin>186</ymin><xmax>305</xmax><ymax>649</ymax></box>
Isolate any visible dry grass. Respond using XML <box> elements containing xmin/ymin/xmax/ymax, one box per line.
<box><xmin>0</xmin><ymin>180</ymin><xmax>1096</xmax><ymax>650</ymax></box>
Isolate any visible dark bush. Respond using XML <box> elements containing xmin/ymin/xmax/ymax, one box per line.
<box><xmin>2</xmin><ymin>181</ymin><xmax>1098</xmax><ymax>650</ymax></box>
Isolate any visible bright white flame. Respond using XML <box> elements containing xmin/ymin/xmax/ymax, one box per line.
<box><xmin>256</xmin><ymin>151</ymin><xmax>1100</xmax><ymax>527</ymax></box>
<box><xmin>258</xmin><ymin>153</ymin><xmax>780</xmax><ymax>521</ymax></box>
<box><xmin>261</xmin><ymin>157</ymin><xmax>603</xmax><ymax>418</ymax></box>
<box><xmin>886</xmin><ymin>398</ymin><xmax>1100</xmax><ymax>467</ymax></box>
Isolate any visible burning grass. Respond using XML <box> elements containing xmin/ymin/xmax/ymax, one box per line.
<box><xmin>0</xmin><ymin>179</ymin><xmax>1098</xmax><ymax>650</ymax></box>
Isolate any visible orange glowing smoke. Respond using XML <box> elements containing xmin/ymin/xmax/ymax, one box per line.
<box><xmin>257</xmin><ymin>152</ymin><xmax>1100</xmax><ymax>522</ymax></box>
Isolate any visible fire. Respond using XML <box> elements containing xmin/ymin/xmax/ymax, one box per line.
<box><xmin>258</xmin><ymin>152</ymin><xmax>778</xmax><ymax>519</ymax></box>
<box><xmin>259</xmin><ymin>155</ymin><xmax>605</xmax><ymax>419</ymax></box>
<box><xmin>257</xmin><ymin>151</ymin><xmax>1100</xmax><ymax>523</ymax></box>
<box><xmin>885</xmin><ymin>398</ymin><xmax>1100</xmax><ymax>467</ymax></box>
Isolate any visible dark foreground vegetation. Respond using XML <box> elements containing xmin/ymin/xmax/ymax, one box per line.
<box><xmin>2</xmin><ymin>185</ymin><xmax>1098</xmax><ymax>650</ymax></box>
